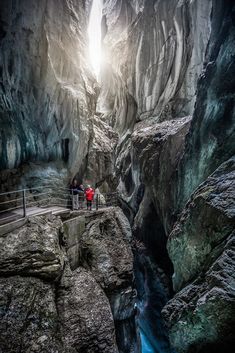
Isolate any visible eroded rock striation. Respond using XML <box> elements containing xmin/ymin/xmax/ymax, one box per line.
<box><xmin>0</xmin><ymin>0</ymin><xmax>235</xmax><ymax>352</ymax></box>
<box><xmin>0</xmin><ymin>0</ymin><xmax>96</xmax><ymax>188</ymax></box>
<box><xmin>98</xmin><ymin>0</ymin><xmax>235</xmax><ymax>352</ymax></box>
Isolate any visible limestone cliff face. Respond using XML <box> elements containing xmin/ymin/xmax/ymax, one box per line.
<box><xmin>99</xmin><ymin>0</ymin><xmax>211</xmax><ymax>126</ymax></box>
<box><xmin>0</xmin><ymin>208</ymin><xmax>136</xmax><ymax>353</ymax></box>
<box><xmin>176</xmin><ymin>0</ymin><xmax>235</xmax><ymax>210</ymax></box>
<box><xmin>0</xmin><ymin>0</ymin><xmax>96</xmax><ymax>187</ymax></box>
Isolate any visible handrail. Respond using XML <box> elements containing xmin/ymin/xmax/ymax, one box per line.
<box><xmin>0</xmin><ymin>187</ymin><xmax>119</xmax><ymax>225</ymax></box>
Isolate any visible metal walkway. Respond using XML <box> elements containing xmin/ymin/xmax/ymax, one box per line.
<box><xmin>0</xmin><ymin>187</ymin><xmax>118</xmax><ymax>226</ymax></box>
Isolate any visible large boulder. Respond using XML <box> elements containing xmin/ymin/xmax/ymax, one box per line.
<box><xmin>0</xmin><ymin>214</ymin><xmax>64</xmax><ymax>280</ymax></box>
<box><xmin>57</xmin><ymin>265</ymin><xmax>118</xmax><ymax>353</ymax></box>
<box><xmin>132</xmin><ymin>116</ymin><xmax>192</xmax><ymax>234</ymax></box>
<box><xmin>163</xmin><ymin>158</ymin><xmax>235</xmax><ymax>352</ymax></box>
<box><xmin>163</xmin><ymin>232</ymin><xmax>235</xmax><ymax>353</ymax></box>
<box><xmin>78</xmin><ymin>207</ymin><xmax>133</xmax><ymax>292</ymax></box>
<box><xmin>168</xmin><ymin>157</ymin><xmax>235</xmax><ymax>292</ymax></box>
<box><xmin>0</xmin><ymin>276</ymin><xmax>61</xmax><ymax>353</ymax></box>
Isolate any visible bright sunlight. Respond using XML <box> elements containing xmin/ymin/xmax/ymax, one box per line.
<box><xmin>88</xmin><ymin>0</ymin><xmax>103</xmax><ymax>78</ymax></box>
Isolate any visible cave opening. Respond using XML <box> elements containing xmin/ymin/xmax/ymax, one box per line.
<box><xmin>88</xmin><ymin>0</ymin><xmax>103</xmax><ymax>79</ymax></box>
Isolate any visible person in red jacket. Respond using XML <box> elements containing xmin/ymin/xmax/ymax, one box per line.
<box><xmin>85</xmin><ymin>185</ymin><xmax>95</xmax><ymax>210</ymax></box>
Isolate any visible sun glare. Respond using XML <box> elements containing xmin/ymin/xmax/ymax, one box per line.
<box><xmin>88</xmin><ymin>0</ymin><xmax>103</xmax><ymax>79</ymax></box>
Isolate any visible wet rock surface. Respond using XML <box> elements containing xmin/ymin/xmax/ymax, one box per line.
<box><xmin>168</xmin><ymin>157</ymin><xmax>235</xmax><ymax>292</ymax></box>
<box><xmin>132</xmin><ymin>116</ymin><xmax>191</xmax><ymax>234</ymax></box>
<box><xmin>163</xmin><ymin>232</ymin><xmax>235</xmax><ymax>353</ymax></box>
<box><xmin>176</xmin><ymin>1</ymin><xmax>235</xmax><ymax>209</ymax></box>
<box><xmin>163</xmin><ymin>158</ymin><xmax>235</xmax><ymax>352</ymax></box>
<box><xmin>101</xmin><ymin>0</ymin><xmax>212</xmax><ymax>122</ymax></box>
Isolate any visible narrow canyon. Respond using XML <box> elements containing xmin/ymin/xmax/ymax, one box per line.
<box><xmin>0</xmin><ymin>1</ymin><xmax>234</xmax><ymax>353</ymax></box>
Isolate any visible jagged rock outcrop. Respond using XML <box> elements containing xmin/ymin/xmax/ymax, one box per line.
<box><xmin>0</xmin><ymin>208</ymin><xmax>136</xmax><ymax>353</ymax></box>
<box><xmin>132</xmin><ymin>116</ymin><xmax>191</xmax><ymax>233</ymax></box>
<box><xmin>78</xmin><ymin>207</ymin><xmax>133</xmax><ymax>291</ymax></box>
<box><xmin>168</xmin><ymin>157</ymin><xmax>235</xmax><ymax>292</ymax></box>
<box><xmin>0</xmin><ymin>215</ymin><xmax>64</xmax><ymax>279</ymax></box>
<box><xmin>0</xmin><ymin>0</ymin><xmax>96</xmax><ymax>188</ymax></box>
<box><xmin>163</xmin><ymin>158</ymin><xmax>235</xmax><ymax>352</ymax></box>
<box><xmin>58</xmin><ymin>265</ymin><xmax>118</xmax><ymax>353</ymax></box>
<box><xmin>63</xmin><ymin>207</ymin><xmax>138</xmax><ymax>353</ymax></box>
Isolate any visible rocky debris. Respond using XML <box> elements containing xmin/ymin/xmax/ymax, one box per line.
<box><xmin>132</xmin><ymin>116</ymin><xmax>192</xmax><ymax>234</ymax></box>
<box><xmin>78</xmin><ymin>207</ymin><xmax>134</xmax><ymax>293</ymax></box>
<box><xmin>57</xmin><ymin>265</ymin><xmax>118</xmax><ymax>353</ymax></box>
<box><xmin>0</xmin><ymin>214</ymin><xmax>64</xmax><ymax>280</ymax></box>
<box><xmin>168</xmin><ymin>157</ymin><xmax>235</xmax><ymax>292</ymax></box>
<box><xmin>0</xmin><ymin>276</ymin><xmax>61</xmax><ymax>353</ymax></box>
<box><xmin>163</xmin><ymin>158</ymin><xmax>235</xmax><ymax>352</ymax></box>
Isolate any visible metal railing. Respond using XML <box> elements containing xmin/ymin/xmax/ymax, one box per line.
<box><xmin>0</xmin><ymin>187</ymin><xmax>119</xmax><ymax>225</ymax></box>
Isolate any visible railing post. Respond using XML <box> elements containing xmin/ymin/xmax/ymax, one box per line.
<box><xmin>72</xmin><ymin>189</ymin><xmax>74</xmax><ymax>211</ymax></box>
<box><xmin>96</xmin><ymin>194</ymin><xmax>99</xmax><ymax>211</ymax></box>
<box><xmin>23</xmin><ymin>189</ymin><xmax>26</xmax><ymax>217</ymax></box>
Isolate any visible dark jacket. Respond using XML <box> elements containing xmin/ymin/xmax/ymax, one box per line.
<box><xmin>70</xmin><ymin>184</ymin><xmax>79</xmax><ymax>195</ymax></box>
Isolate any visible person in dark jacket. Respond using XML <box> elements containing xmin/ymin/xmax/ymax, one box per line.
<box><xmin>85</xmin><ymin>185</ymin><xmax>95</xmax><ymax>210</ymax></box>
<box><xmin>77</xmin><ymin>184</ymin><xmax>85</xmax><ymax>209</ymax></box>
<box><xmin>70</xmin><ymin>179</ymin><xmax>79</xmax><ymax>210</ymax></box>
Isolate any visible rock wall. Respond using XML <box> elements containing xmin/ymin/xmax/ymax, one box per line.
<box><xmin>0</xmin><ymin>0</ymin><xmax>96</xmax><ymax>188</ymax></box>
<box><xmin>0</xmin><ymin>0</ymin><xmax>234</xmax><ymax>352</ymax></box>
<box><xmin>99</xmin><ymin>0</ymin><xmax>211</xmax><ymax>125</ymax></box>
<box><xmin>176</xmin><ymin>0</ymin><xmax>235</xmax><ymax>210</ymax></box>
<box><xmin>0</xmin><ymin>207</ymin><xmax>136</xmax><ymax>353</ymax></box>
<box><xmin>97</xmin><ymin>0</ymin><xmax>235</xmax><ymax>352</ymax></box>
<box><xmin>163</xmin><ymin>158</ymin><xmax>235</xmax><ymax>352</ymax></box>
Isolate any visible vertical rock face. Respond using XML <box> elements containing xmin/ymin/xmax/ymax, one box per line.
<box><xmin>163</xmin><ymin>158</ymin><xmax>235</xmax><ymax>352</ymax></box>
<box><xmin>100</xmin><ymin>0</ymin><xmax>211</xmax><ymax>124</ymax></box>
<box><xmin>0</xmin><ymin>0</ymin><xmax>96</xmax><ymax>186</ymax></box>
<box><xmin>176</xmin><ymin>0</ymin><xmax>235</xmax><ymax>209</ymax></box>
<box><xmin>58</xmin><ymin>266</ymin><xmax>118</xmax><ymax>353</ymax></box>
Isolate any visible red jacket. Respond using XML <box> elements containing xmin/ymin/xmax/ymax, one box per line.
<box><xmin>85</xmin><ymin>188</ymin><xmax>95</xmax><ymax>201</ymax></box>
